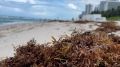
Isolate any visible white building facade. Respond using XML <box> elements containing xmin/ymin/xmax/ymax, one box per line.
<box><xmin>81</xmin><ymin>14</ymin><xmax>106</xmax><ymax>22</ymax></box>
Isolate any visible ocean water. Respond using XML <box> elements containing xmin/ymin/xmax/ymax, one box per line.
<box><xmin>0</xmin><ymin>18</ymin><xmax>40</xmax><ymax>26</ymax></box>
<box><xmin>0</xmin><ymin>18</ymin><xmax>47</xmax><ymax>27</ymax></box>
<box><xmin>0</xmin><ymin>19</ymin><xmax>15</xmax><ymax>24</ymax></box>
<box><xmin>0</xmin><ymin>18</ymin><xmax>24</xmax><ymax>24</ymax></box>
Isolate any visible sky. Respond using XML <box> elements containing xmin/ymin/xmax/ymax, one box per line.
<box><xmin>0</xmin><ymin>0</ymin><xmax>104</xmax><ymax>19</ymax></box>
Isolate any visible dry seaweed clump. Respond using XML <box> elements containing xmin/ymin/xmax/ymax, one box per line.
<box><xmin>74</xmin><ymin>20</ymin><xmax>92</xmax><ymax>24</ymax></box>
<box><xmin>1</xmin><ymin>31</ymin><xmax>120</xmax><ymax>67</ymax></box>
<box><xmin>95</xmin><ymin>22</ymin><xmax>120</xmax><ymax>33</ymax></box>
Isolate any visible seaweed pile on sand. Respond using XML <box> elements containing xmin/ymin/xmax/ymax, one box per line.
<box><xmin>95</xmin><ymin>22</ymin><xmax>120</xmax><ymax>33</ymax></box>
<box><xmin>74</xmin><ymin>20</ymin><xmax>92</xmax><ymax>24</ymax></box>
<box><xmin>0</xmin><ymin>31</ymin><xmax>120</xmax><ymax>67</ymax></box>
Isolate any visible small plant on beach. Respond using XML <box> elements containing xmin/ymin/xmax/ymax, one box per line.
<box><xmin>0</xmin><ymin>31</ymin><xmax>120</xmax><ymax>67</ymax></box>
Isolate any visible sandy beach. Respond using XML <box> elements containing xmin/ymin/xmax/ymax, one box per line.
<box><xmin>0</xmin><ymin>21</ymin><xmax>100</xmax><ymax>60</ymax></box>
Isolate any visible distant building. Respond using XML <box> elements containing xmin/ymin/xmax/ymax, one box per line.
<box><xmin>108</xmin><ymin>0</ymin><xmax>119</xmax><ymax>1</ymax></box>
<box><xmin>99</xmin><ymin>1</ymin><xmax>108</xmax><ymax>11</ymax></box>
<box><xmin>94</xmin><ymin>5</ymin><xmax>100</xmax><ymax>12</ymax></box>
<box><xmin>81</xmin><ymin>14</ymin><xmax>106</xmax><ymax>22</ymax></box>
<box><xmin>107</xmin><ymin>1</ymin><xmax>120</xmax><ymax>10</ymax></box>
<box><xmin>98</xmin><ymin>0</ymin><xmax>120</xmax><ymax>11</ymax></box>
<box><xmin>85</xmin><ymin>4</ymin><xmax>93</xmax><ymax>14</ymax></box>
<box><xmin>79</xmin><ymin>4</ymin><xmax>105</xmax><ymax>21</ymax></box>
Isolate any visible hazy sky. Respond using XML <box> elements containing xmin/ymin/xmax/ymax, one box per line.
<box><xmin>0</xmin><ymin>0</ymin><xmax>104</xmax><ymax>19</ymax></box>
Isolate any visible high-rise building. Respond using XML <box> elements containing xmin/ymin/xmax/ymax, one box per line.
<box><xmin>85</xmin><ymin>4</ymin><xmax>93</xmax><ymax>14</ymax></box>
<box><xmin>107</xmin><ymin>0</ymin><xmax>119</xmax><ymax>1</ymax></box>
<box><xmin>98</xmin><ymin>0</ymin><xmax>120</xmax><ymax>11</ymax></box>
<box><xmin>94</xmin><ymin>5</ymin><xmax>100</xmax><ymax>11</ymax></box>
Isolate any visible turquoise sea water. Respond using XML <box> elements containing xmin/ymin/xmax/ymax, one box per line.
<box><xmin>0</xmin><ymin>18</ymin><xmax>26</xmax><ymax>24</ymax></box>
<box><xmin>0</xmin><ymin>18</ymin><xmax>41</xmax><ymax>25</ymax></box>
